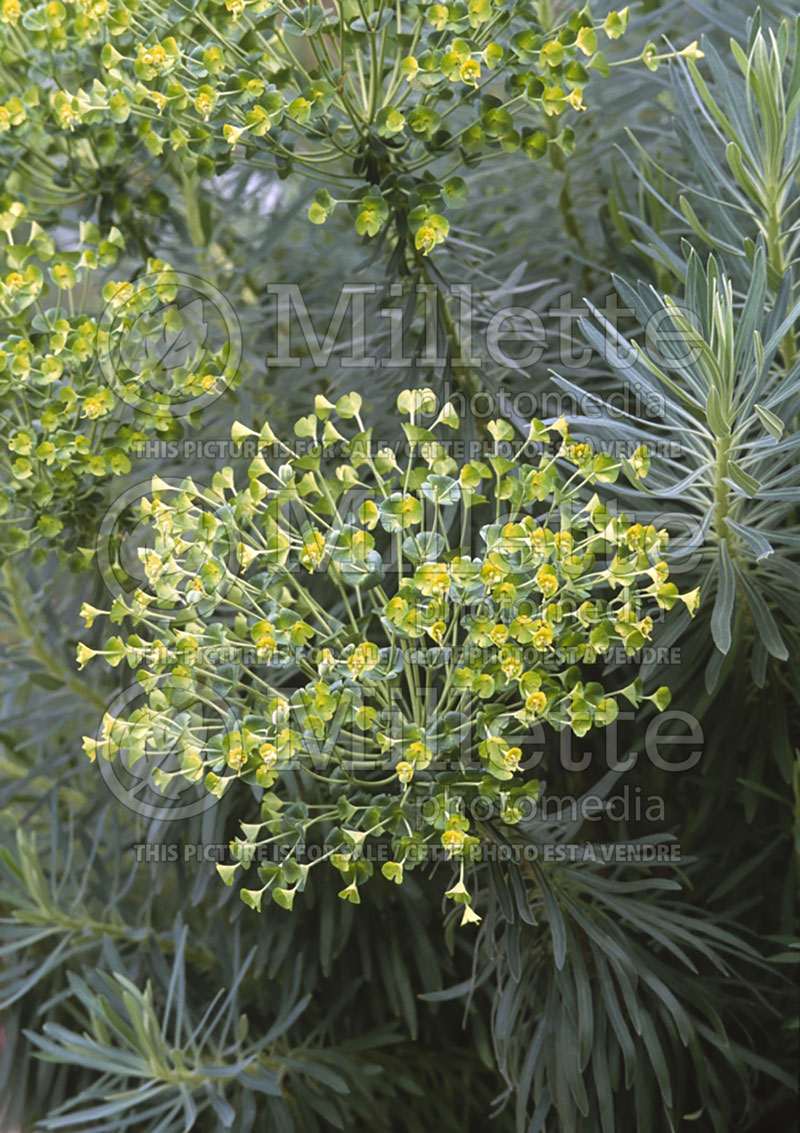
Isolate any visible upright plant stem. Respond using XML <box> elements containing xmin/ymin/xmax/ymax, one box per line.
<box><xmin>765</xmin><ymin>188</ymin><xmax>797</xmax><ymax>369</ymax></box>
<box><xmin>712</xmin><ymin>433</ymin><xmax>731</xmax><ymax>542</ymax></box>
<box><xmin>418</xmin><ymin>256</ymin><xmax>490</xmax><ymax>440</ymax></box>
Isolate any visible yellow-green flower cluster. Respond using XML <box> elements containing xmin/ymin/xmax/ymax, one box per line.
<box><xmin>80</xmin><ymin>387</ymin><xmax>697</xmax><ymax>919</ymax></box>
<box><xmin>0</xmin><ymin>203</ymin><xmax>229</xmax><ymax>561</ymax></box>
<box><xmin>1</xmin><ymin>0</ymin><xmax>636</xmax><ymax>250</ymax></box>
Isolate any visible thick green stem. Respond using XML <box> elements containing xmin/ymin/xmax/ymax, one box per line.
<box><xmin>766</xmin><ymin>194</ymin><xmax>797</xmax><ymax>370</ymax></box>
<box><xmin>416</xmin><ymin>256</ymin><xmax>489</xmax><ymax>440</ymax></box>
<box><xmin>181</xmin><ymin>168</ymin><xmax>208</xmax><ymax>253</ymax></box>
<box><xmin>712</xmin><ymin>433</ymin><xmax>731</xmax><ymax>542</ymax></box>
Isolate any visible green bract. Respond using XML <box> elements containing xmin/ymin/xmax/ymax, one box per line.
<box><xmin>81</xmin><ymin>389</ymin><xmax>691</xmax><ymax>920</ymax></box>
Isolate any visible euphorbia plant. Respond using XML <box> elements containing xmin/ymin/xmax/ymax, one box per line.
<box><xmin>80</xmin><ymin>387</ymin><xmax>697</xmax><ymax>921</ymax></box>
<box><xmin>1</xmin><ymin>1</ymin><xmax>632</xmax><ymax>244</ymax></box>
<box><xmin>2</xmin><ymin>3</ymin><xmax>797</xmax><ymax>1128</ymax></box>
<box><xmin>0</xmin><ymin>0</ymin><xmax>704</xmax><ymax>496</ymax></box>
<box><xmin>1</xmin><ymin>1</ymin><xmax>639</xmax><ymax>424</ymax></box>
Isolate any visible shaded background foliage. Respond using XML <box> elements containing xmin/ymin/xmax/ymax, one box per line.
<box><xmin>0</xmin><ymin>1</ymin><xmax>798</xmax><ymax>1131</ymax></box>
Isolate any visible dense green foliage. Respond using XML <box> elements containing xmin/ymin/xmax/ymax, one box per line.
<box><xmin>0</xmin><ymin>1</ymin><xmax>797</xmax><ymax>1131</ymax></box>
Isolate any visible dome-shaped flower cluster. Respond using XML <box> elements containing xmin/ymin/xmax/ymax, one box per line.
<box><xmin>80</xmin><ymin>388</ymin><xmax>696</xmax><ymax>921</ymax></box>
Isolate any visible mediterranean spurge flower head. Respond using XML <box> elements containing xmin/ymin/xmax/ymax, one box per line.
<box><xmin>81</xmin><ymin>388</ymin><xmax>696</xmax><ymax>920</ymax></box>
